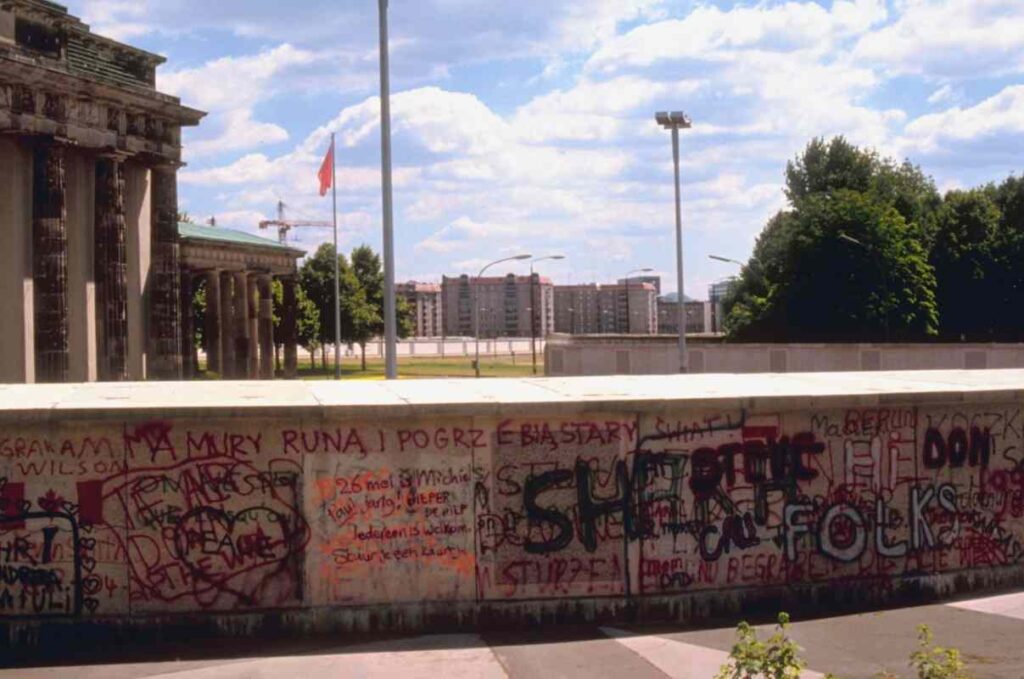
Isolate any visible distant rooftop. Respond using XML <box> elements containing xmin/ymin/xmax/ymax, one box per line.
<box><xmin>657</xmin><ymin>292</ymin><xmax>699</xmax><ymax>303</ymax></box>
<box><xmin>178</xmin><ymin>222</ymin><xmax>304</xmax><ymax>256</ymax></box>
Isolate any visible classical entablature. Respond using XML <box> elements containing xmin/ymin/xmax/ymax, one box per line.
<box><xmin>180</xmin><ymin>223</ymin><xmax>305</xmax><ymax>277</ymax></box>
<box><xmin>0</xmin><ymin>0</ymin><xmax>203</xmax><ymax>164</ymax></box>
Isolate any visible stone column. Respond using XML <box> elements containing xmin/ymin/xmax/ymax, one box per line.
<box><xmin>94</xmin><ymin>156</ymin><xmax>129</xmax><ymax>381</ymax></box>
<box><xmin>219</xmin><ymin>271</ymin><xmax>235</xmax><ymax>378</ymax></box>
<box><xmin>148</xmin><ymin>165</ymin><xmax>182</xmax><ymax>380</ymax></box>
<box><xmin>204</xmin><ymin>270</ymin><xmax>222</xmax><ymax>375</ymax></box>
<box><xmin>247</xmin><ymin>275</ymin><xmax>259</xmax><ymax>379</ymax></box>
<box><xmin>180</xmin><ymin>269</ymin><xmax>195</xmax><ymax>378</ymax></box>
<box><xmin>258</xmin><ymin>275</ymin><xmax>274</xmax><ymax>379</ymax></box>
<box><xmin>32</xmin><ymin>140</ymin><xmax>69</xmax><ymax>383</ymax></box>
<box><xmin>282</xmin><ymin>277</ymin><xmax>298</xmax><ymax>379</ymax></box>
<box><xmin>233</xmin><ymin>271</ymin><xmax>249</xmax><ymax>379</ymax></box>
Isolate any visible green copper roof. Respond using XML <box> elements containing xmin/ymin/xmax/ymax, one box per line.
<box><xmin>178</xmin><ymin>222</ymin><xmax>303</xmax><ymax>255</ymax></box>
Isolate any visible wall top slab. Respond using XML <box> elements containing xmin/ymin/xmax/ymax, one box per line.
<box><xmin>0</xmin><ymin>370</ymin><xmax>1021</xmax><ymax>423</ymax></box>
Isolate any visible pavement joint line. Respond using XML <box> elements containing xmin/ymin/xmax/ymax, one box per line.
<box><xmin>601</xmin><ymin>626</ymin><xmax>826</xmax><ymax>679</ymax></box>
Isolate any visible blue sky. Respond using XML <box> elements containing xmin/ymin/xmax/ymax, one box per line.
<box><xmin>72</xmin><ymin>0</ymin><xmax>1024</xmax><ymax>299</ymax></box>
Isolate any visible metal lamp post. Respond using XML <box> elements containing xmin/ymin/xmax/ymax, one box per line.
<box><xmin>531</xmin><ymin>255</ymin><xmax>565</xmax><ymax>375</ymax></box>
<box><xmin>623</xmin><ymin>267</ymin><xmax>654</xmax><ymax>334</ymax></box>
<box><xmin>475</xmin><ymin>254</ymin><xmax>532</xmax><ymax>378</ymax></box>
<box><xmin>656</xmin><ymin>110</ymin><xmax>692</xmax><ymax>372</ymax></box>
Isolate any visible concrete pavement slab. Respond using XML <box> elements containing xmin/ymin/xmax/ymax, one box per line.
<box><xmin>1</xmin><ymin>634</ymin><xmax>508</xmax><ymax>679</ymax></box>
<box><xmin>950</xmin><ymin>590</ymin><xmax>1024</xmax><ymax>621</ymax></box>
<box><xmin>629</xmin><ymin>600</ymin><xmax>1024</xmax><ymax>679</ymax></box>
<box><xmin>483</xmin><ymin>628</ymin><xmax>671</xmax><ymax>679</ymax></box>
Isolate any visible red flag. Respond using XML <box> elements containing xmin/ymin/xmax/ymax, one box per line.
<box><xmin>318</xmin><ymin>138</ymin><xmax>334</xmax><ymax>196</ymax></box>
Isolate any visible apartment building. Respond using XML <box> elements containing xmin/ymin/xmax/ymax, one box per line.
<box><xmin>553</xmin><ymin>282</ymin><xmax>658</xmax><ymax>334</ymax></box>
<box><xmin>396</xmin><ymin>282</ymin><xmax>443</xmax><ymax>337</ymax></box>
<box><xmin>441</xmin><ymin>274</ymin><xmax>553</xmax><ymax>338</ymax></box>
<box><xmin>657</xmin><ymin>294</ymin><xmax>711</xmax><ymax>335</ymax></box>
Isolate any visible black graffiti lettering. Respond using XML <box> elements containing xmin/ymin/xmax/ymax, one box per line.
<box><xmin>523</xmin><ymin>470</ymin><xmax>574</xmax><ymax>554</ymax></box>
<box><xmin>923</xmin><ymin>427</ymin><xmax>946</xmax><ymax>469</ymax></box>
<box><xmin>575</xmin><ymin>460</ymin><xmax>629</xmax><ymax>553</ymax></box>
<box><xmin>970</xmin><ymin>426</ymin><xmax>991</xmax><ymax>468</ymax></box>
<box><xmin>923</xmin><ymin>426</ymin><xmax>991</xmax><ymax>470</ymax></box>
<box><xmin>698</xmin><ymin>513</ymin><xmax>760</xmax><ymax>561</ymax></box>
<box><xmin>948</xmin><ymin>428</ymin><xmax>968</xmax><ymax>467</ymax></box>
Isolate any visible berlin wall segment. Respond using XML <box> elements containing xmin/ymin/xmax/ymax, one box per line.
<box><xmin>1</xmin><ymin>399</ymin><xmax>1023</xmax><ymax>642</ymax></box>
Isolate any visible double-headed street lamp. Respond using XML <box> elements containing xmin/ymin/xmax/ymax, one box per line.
<box><xmin>530</xmin><ymin>255</ymin><xmax>565</xmax><ymax>375</ymax></box>
<box><xmin>475</xmin><ymin>254</ymin><xmax>532</xmax><ymax>378</ymax></box>
<box><xmin>624</xmin><ymin>267</ymin><xmax>654</xmax><ymax>334</ymax></box>
<box><xmin>656</xmin><ymin>110</ymin><xmax>692</xmax><ymax>373</ymax></box>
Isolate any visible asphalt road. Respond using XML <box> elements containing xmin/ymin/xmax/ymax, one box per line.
<box><xmin>4</xmin><ymin>590</ymin><xmax>1024</xmax><ymax>678</ymax></box>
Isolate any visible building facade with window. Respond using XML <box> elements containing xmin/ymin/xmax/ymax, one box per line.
<box><xmin>441</xmin><ymin>274</ymin><xmax>553</xmax><ymax>338</ymax></box>
<box><xmin>553</xmin><ymin>282</ymin><xmax>658</xmax><ymax>334</ymax></box>
<box><xmin>397</xmin><ymin>281</ymin><xmax>443</xmax><ymax>337</ymax></box>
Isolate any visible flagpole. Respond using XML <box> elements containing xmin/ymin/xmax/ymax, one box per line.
<box><xmin>379</xmin><ymin>0</ymin><xmax>398</xmax><ymax>380</ymax></box>
<box><xmin>332</xmin><ymin>132</ymin><xmax>341</xmax><ymax>380</ymax></box>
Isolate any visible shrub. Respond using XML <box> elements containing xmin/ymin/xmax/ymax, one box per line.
<box><xmin>716</xmin><ymin>612</ymin><xmax>811</xmax><ymax>679</ymax></box>
<box><xmin>909</xmin><ymin>625</ymin><xmax>970</xmax><ymax>679</ymax></box>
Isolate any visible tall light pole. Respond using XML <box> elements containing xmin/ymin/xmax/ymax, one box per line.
<box><xmin>839</xmin><ymin>232</ymin><xmax>890</xmax><ymax>342</ymax></box>
<box><xmin>656</xmin><ymin>110</ymin><xmax>692</xmax><ymax>373</ymax></box>
<box><xmin>623</xmin><ymin>267</ymin><xmax>654</xmax><ymax>334</ymax></box>
<box><xmin>378</xmin><ymin>0</ymin><xmax>398</xmax><ymax>379</ymax></box>
<box><xmin>531</xmin><ymin>255</ymin><xmax>564</xmax><ymax>375</ymax></box>
<box><xmin>475</xmin><ymin>254</ymin><xmax>532</xmax><ymax>378</ymax></box>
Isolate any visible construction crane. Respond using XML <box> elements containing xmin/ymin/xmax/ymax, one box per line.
<box><xmin>258</xmin><ymin>201</ymin><xmax>331</xmax><ymax>245</ymax></box>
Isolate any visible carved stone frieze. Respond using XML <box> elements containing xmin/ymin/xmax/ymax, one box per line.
<box><xmin>12</xmin><ymin>84</ymin><xmax>34</xmax><ymax>114</ymax></box>
<box><xmin>42</xmin><ymin>92</ymin><xmax>65</xmax><ymax>121</ymax></box>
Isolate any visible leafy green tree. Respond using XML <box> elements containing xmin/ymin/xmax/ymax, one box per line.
<box><xmin>349</xmin><ymin>245</ymin><xmax>384</xmax><ymax>370</ymax></box>
<box><xmin>726</xmin><ymin>138</ymin><xmax>940</xmax><ymax>342</ymax></box>
<box><xmin>348</xmin><ymin>245</ymin><xmax>414</xmax><ymax>370</ymax></box>
<box><xmin>929</xmin><ymin>189</ymin><xmax>1001</xmax><ymax>340</ymax></box>
<box><xmin>785</xmin><ymin>137</ymin><xmax>940</xmax><ymax>231</ymax></box>
<box><xmin>271</xmin><ymin>279</ymin><xmax>321</xmax><ymax>372</ymax></box>
<box><xmin>727</xmin><ymin>190</ymin><xmax>937</xmax><ymax>341</ymax></box>
<box><xmin>299</xmin><ymin>243</ymin><xmax>356</xmax><ymax>371</ymax></box>
<box><xmin>990</xmin><ymin>175</ymin><xmax>1024</xmax><ymax>340</ymax></box>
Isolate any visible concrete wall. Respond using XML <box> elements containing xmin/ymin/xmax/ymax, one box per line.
<box><xmin>545</xmin><ymin>335</ymin><xmax>1024</xmax><ymax>376</ymax></box>
<box><xmin>3</xmin><ymin>373</ymin><xmax>1024</xmax><ymax>643</ymax></box>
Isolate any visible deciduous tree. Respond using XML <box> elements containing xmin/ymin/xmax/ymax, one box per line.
<box><xmin>726</xmin><ymin>138</ymin><xmax>939</xmax><ymax>341</ymax></box>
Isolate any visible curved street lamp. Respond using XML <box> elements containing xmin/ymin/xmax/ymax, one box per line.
<box><xmin>530</xmin><ymin>255</ymin><xmax>565</xmax><ymax>375</ymax></box>
<box><xmin>624</xmin><ymin>267</ymin><xmax>654</xmax><ymax>334</ymax></box>
<box><xmin>709</xmin><ymin>254</ymin><xmax>744</xmax><ymax>267</ymax></box>
<box><xmin>475</xmin><ymin>254</ymin><xmax>532</xmax><ymax>377</ymax></box>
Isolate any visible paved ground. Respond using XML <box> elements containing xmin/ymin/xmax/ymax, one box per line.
<box><xmin>4</xmin><ymin>591</ymin><xmax>1024</xmax><ymax>678</ymax></box>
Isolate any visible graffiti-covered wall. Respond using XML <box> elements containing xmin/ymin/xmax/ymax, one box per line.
<box><xmin>1</xmin><ymin>379</ymin><xmax>1022</xmax><ymax>632</ymax></box>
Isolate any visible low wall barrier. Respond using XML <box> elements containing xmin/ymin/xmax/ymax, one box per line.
<box><xmin>2</xmin><ymin>371</ymin><xmax>1023</xmax><ymax>647</ymax></box>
